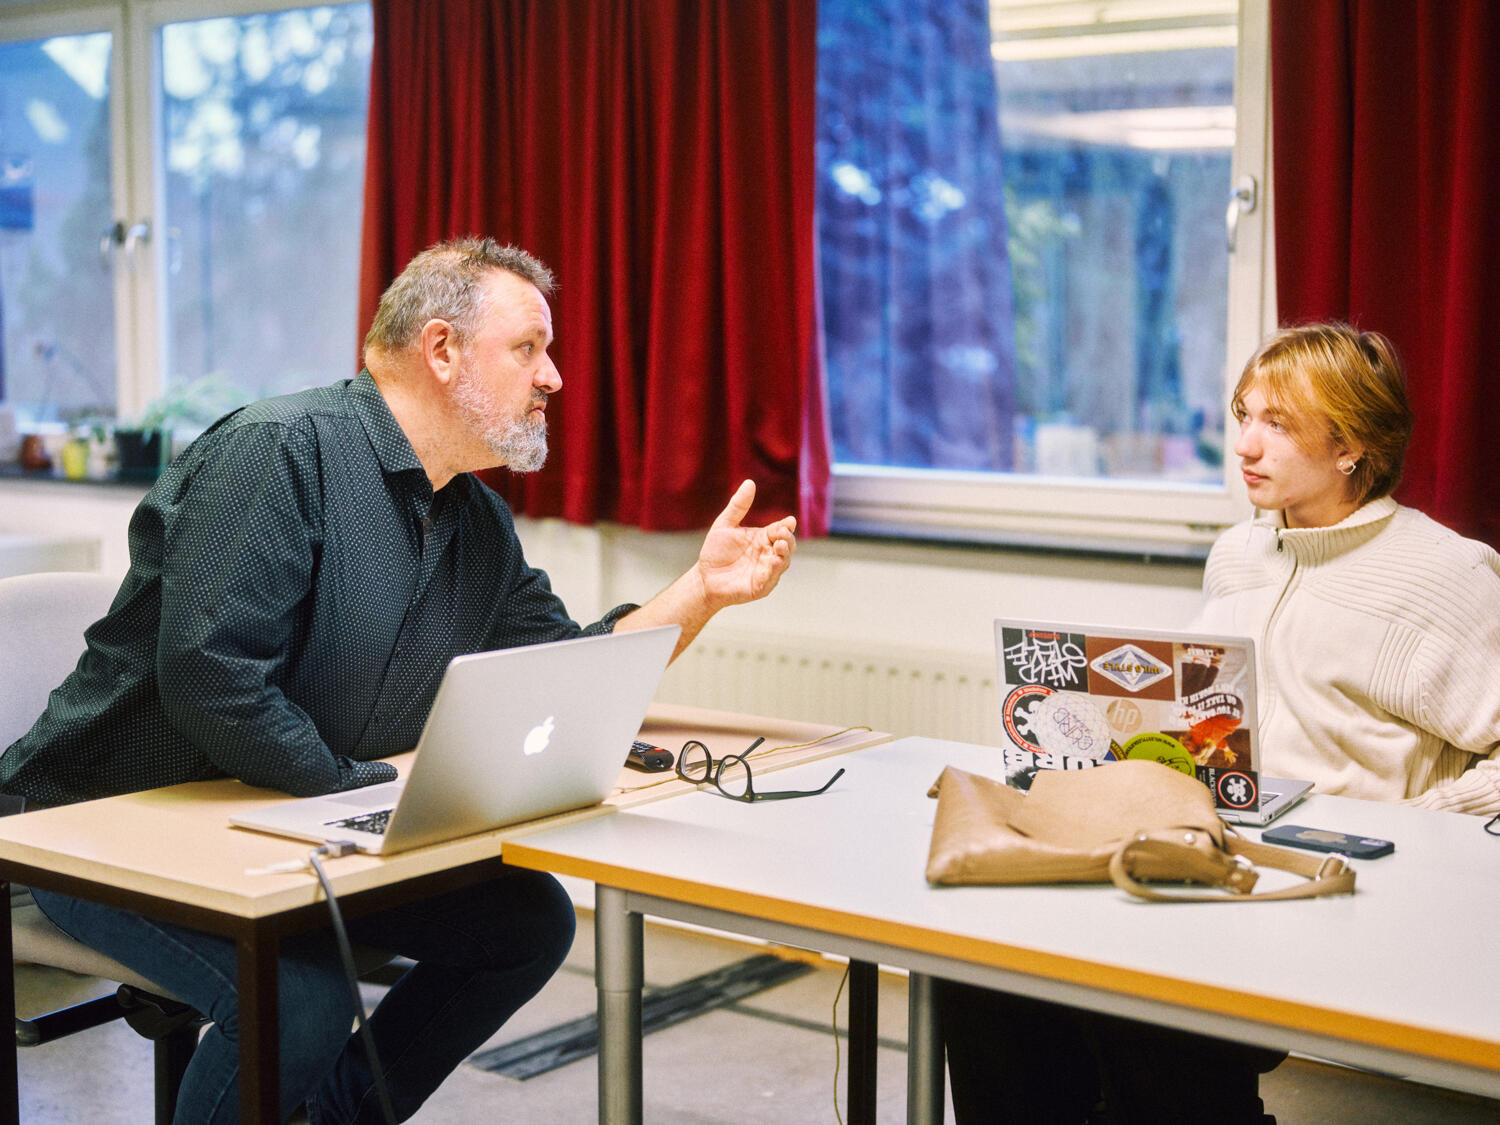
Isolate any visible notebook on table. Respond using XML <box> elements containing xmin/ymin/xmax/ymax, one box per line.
<box><xmin>230</xmin><ymin>625</ymin><xmax>680</xmax><ymax>854</ymax></box>
<box><xmin>992</xmin><ymin>618</ymin><xmax>1311</xmax><ymax>826</ymax></box>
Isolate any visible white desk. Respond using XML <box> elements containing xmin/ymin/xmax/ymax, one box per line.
<box><xmin>506</xmin><ymin>735</ymin><xmax>1500</xmax><ymax>1124</ymax></box>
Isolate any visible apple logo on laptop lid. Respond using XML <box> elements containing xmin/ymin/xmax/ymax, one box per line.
<box><xmin>523</xmin><ymin>716</ymin><xmax>555</xmax><ymax>756</ymax></box>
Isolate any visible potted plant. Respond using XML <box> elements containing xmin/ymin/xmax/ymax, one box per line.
<box><xmin>113</xmin><ymin>375</ymin><xmax>243</xmax><ymax>481</ymax></box>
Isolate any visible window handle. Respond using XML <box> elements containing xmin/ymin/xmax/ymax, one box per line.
<box><xmin>99</xmin><ymin>220</ymin><xmax>151</xmax><ymax>270</ymax></box>
<box><xmin>124</xmin><ymin>221</ymin><xmax>151</xmax><ymax>270</ymax></box>
<box><xmin>99</xmin><ymin>220</ymin><xmax>125</xmax><ymax>267</ymax></box>
<box><xmin>1226</xmin><ymin>175</ymin><xmax>1258</xmax><ymax>252</ymax></box>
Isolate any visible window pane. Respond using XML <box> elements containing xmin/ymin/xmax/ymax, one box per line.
<box><xmin>818</xmin><ymin>0</ymin><xmax>1237</xmax><ymax>486</ymax></box>
<box><xmin>0</xmin><ymin>32</ymin><xmax>116</xmax><ymax>427</ymax></box>
<box><xmin>158</xmin><ymin>4</ymin><xmax>372</xmax><ymax>412</ymax></box>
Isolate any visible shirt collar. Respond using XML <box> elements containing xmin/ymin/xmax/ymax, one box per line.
<box><xmin>349</xmin><ymin>370</ymin><xmax>425</xmax><ymax>480</ymax></box>
<box><xmin>349</xmin><ymin>370</ymin><xmax>475</xmax><ymax>508</ymax></box>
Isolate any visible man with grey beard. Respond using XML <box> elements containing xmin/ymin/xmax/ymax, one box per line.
<box><xmin>3</xmin><ymin>236</ymin><xmax>797</xmax><ymax>1123</ymax></box>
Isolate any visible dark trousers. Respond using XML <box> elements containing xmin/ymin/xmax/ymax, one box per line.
<box><xmin>935</xmin><ymin>979</ymin><xmax>1284</xmax><ymax>1125</ymax></box>
<box><xmin>35</xmin><ymin>865</ymin><xmax>575</xmax><ymax>1124</ymax></box>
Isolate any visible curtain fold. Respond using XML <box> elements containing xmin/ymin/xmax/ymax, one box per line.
<box><xmin>359</xmin><ymin>0</ymin><xmax>827</xmax><ymax>534</ymax></box>
<box><xmin>1271</xmin><ymin>0</ymin><xmax>1500</xmax><ymax>547</ymax></box>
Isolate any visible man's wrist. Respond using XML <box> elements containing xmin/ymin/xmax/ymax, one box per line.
<box><xmin>691</xmin><ymin>562</ymin><xmax>731</xmax><ymax>616</ymax></box>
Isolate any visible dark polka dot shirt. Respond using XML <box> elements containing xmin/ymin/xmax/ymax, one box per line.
<box><xmin>0</xmin><ymin>372</ymin><xmax>634</xmax><ymax>808</ymax></box>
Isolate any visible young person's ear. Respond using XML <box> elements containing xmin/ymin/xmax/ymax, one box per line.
<box><xmin>1334</xmin><ymin>441</ymin><xmax>1365</xmax><ymax>476</ymax></box>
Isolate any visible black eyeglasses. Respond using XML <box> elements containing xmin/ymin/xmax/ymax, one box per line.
<box><xmin>676</xmin><ymin>738</ymin><xmax>844</xmax><ymax>803</ymax></box>
<box><xmin>1486</xmin><ymin>813</ymin><xmax>1500</xmax><ymax>837</ymax></box>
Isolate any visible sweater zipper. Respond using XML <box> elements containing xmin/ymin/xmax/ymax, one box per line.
<box><xmin>1260</xmin><ymin>531</ymin><xmax>1299</xmax><ymax>731</ymax></box>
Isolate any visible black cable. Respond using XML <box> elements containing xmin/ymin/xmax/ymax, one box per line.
<box><xmin>308</xmin><ymin>844</ymin><xmax>399</xmax><ymax>1125</ymax></box>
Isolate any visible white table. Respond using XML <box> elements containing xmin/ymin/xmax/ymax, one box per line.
<box><xmin>506</xmin><ymin>735</ymin><xmax>1500</xmax><ymax>1124</ymax></box>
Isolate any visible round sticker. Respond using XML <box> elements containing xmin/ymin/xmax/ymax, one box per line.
<box><xmin>1002</xmin><ymin>684</ymin><xmax>1053</xmax><ymax>752</ymax></box>
<box><xmin>1032</xmin><ymin>692</ymin><xmax>1113</xmax><ymax>760</ymax></box>
<box><xmin>1123</xmin><ymin>732</ymin><xmax>1196</xmax><ymax>776</ymax></box>
<box><xmin>1216</xmin><ymin>770</ymin><xmax>1260</xmax><ymax>809</ymax></box>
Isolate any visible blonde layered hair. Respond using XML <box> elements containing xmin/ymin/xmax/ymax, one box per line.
<box><xmin>1232</xmin><ymin>323</ymin><xmax>1414</xmax><ymax>506</ymax></box>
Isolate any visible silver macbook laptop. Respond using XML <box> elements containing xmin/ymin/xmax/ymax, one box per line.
<box><xmin>993</xmin><ymin>618</ymin><xmax>1311</xmax><ymax>826</ymax></box>
<box><xmin>231</xmin><ymin>625</ymin><xmax>680</xmax><ymax>854</ymax></box>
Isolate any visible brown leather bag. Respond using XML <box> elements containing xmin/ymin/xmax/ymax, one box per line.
<box><xmin>924</xmin><ymin>759</ymin><xmax>1356</xmax><ymax>903</ymax></box>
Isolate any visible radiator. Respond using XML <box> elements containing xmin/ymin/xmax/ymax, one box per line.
<box><xmin>656</xmin><ymin>629</ymin><xmax>1002</xmax><ymax>745</ymax></box>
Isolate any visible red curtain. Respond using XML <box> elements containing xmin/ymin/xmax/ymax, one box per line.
<box><xmin>358</xmin><ymin>0</ymin><xmax>828</xmax><ymax>534</ymax></box>
<box><xmin>1271</xmin><ymin>0</ymin><xmax>1500</xmax><ymax>547</ymax></box>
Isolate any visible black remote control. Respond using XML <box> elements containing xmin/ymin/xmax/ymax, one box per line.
<box><xmin>625</xmin><ymin>740</ymin><xmax>674</xmax><ymax>772</ymax></box>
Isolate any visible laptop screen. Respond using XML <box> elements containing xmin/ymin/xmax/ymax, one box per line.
<box><xmin>993</xmin><ymin>618</ymin><xmax>1263</xmax><ymax>815</ymax></box>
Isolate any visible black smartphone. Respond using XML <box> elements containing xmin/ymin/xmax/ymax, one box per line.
<box><xmin>1261</xmin><ymin>823</ymin><xmax>1394</xmax><ymax>859</ymax></box>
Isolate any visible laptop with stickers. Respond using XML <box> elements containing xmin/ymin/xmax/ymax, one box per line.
<box><xmin>230</xmin><ymin>625</ymin><xmax>680</xmax><ymax>854</ymax></box>
<box><xmin>992</xmin><ymin>618</ymin><xmax>1311</xmax><ymax>826</ymax></box>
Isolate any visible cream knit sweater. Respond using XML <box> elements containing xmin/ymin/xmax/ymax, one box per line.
<box><xmin>1196</xmin><ymin>496</ymin><xmax>1500</xmax><ymax>816</ymax></box>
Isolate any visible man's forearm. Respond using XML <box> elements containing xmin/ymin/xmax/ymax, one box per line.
<box><xmin>612</xmin><ymin>568</ymin><xmax>718</xmax><ymax>660</ymax></box>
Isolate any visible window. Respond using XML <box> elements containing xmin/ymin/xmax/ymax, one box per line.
<box><xmin>158</xmin><ymin>6</ymin><xmax>372</xmax><ymax>404</ymax></box>
<box><xmin>4</xmin><ymin>0</ymin><xmax>1268</xmax><ymax>554</ymax></box>
<box><xmin>818</xmin><ymin>0</ymin><xmax>1271</xmax><ymax>551</ymax></box>
<box><xmin>0</xmin><ymin>0</ymin><xmax>371</xmax><ymax>434</ymax></box>
<box><xmin>0</xmin><ymin>25</ymin><xmax>117</xmax><ymax>425</ymax></box>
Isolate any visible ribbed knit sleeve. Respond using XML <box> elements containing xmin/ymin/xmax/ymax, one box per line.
<box><xmin>1347</xmin><ymin>511</ymin><xmax>1500</xmax><ymax>816</ymax></box>
<box><xmin>1402</xmin><ymin>756</ymin><xmax>1500</xmax><ymax>815</ymax></box>
<box><xmin>1199</xmin><ymin>501</ymin><xmax>1500</xmax><ymax>817</ymax></box>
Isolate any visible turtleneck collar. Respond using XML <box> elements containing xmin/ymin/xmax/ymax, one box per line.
<box><xmin>1252</xmin><ymin>495</ymin><xmax>1399</xmax><ymax>564</ymax></box>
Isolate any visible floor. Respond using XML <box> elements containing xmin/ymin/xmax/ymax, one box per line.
<box><xmin>13</xmin><ymin>910</ymin><xmax>1500</xmax><ymax>1124</ymax></box>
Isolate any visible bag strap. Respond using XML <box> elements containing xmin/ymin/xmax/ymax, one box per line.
<box><xmin>1109</xmin><ymin>830</ymin><xmax>1357</xmax><ymax>903</ymax></box>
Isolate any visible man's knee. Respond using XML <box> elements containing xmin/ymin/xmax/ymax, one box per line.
<box><xmin>504</xmin><ymin>867</ymin><xmax>576</xmax><ymax>974</ymax></box>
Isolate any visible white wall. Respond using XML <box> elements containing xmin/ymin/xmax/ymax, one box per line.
<box><xmin>0</xmin><ymin>478</ymin><xmax>143</xmax><ymax>578</ymax></box>
<box><xmin>0</xmin><ymin>478</ymin><xmax>1208</xmax><ymax>671</ymax></box>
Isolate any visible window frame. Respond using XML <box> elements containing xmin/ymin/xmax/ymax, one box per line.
<box><xmin>827</xmin><ymin>0</ymin><xmax>1274</xmax><ymax>554</ymax></box>
<box><xmin>5</xmin><ymin>0</ymin><xmax>1273</xmax><ymax>555</ymax></box>
<box><xmin>0</xmin><ymin>0</ymin><xmax>365</xmax><ymax>423</ymax></box>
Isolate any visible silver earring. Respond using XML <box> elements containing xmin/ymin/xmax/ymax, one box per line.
<box><xmin>1337</xmin><ymin>459</ymin><xmax>1357</xmax><ymax>476</ymax></box>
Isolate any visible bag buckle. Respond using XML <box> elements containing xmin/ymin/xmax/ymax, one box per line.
<box><xmin>1317</xmin><ymin>854</ymin><xmax>1351</xmax><ymax>879</ymax></box>
<box><xmin>1225</xmin><ymin>852</ymin><xmax>1256</xmax><ymax>893</ymax></box>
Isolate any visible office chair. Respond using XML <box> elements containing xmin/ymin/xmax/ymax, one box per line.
<box><xmin>0</xmin><ymin>571</ymin><xmax>204</xmax><ymax>1124</ymax></box>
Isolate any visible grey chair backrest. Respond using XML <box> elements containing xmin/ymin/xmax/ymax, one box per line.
<box><xmin>0</xmin><ymin>571</ymin><xmax>118</xmax><ymax>751</ymax></box>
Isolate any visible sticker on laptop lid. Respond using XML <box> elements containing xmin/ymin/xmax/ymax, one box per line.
<box><xmin>1001</xmin><ymin>684</ymin><xmax>1054</xmax><ymax>752</ymax></box>
<box><xmin>1122</xmin><ymin>732</ymin><xmax>1196</xmax><ymax>776</ymax></box>
<box><xmin>999</xmin><ymin>628</ymin><xmax>1088</xmax><ymax>692</ymax></box>
<box><xmin>1088</xmin><ymin>640</ymin><xmax>1175</xmax><ymax>697</ymax></box>
<box><xmin>1031</xmin><ymin>691</ymin><xmax>1113</xmax><ymax>761</ymax></box>
<box><xmin>1204</xmin><ymin>767</ymin><xmax>1260</xmax><ymax>810</ymax></box>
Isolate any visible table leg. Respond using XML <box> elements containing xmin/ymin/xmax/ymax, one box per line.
<box><xmin>237</xmin><ymin>925</ymin><xmax>280</xmax><ymax>1124</ymax></box>
<box><xmin>0</xmin><ymin>883</ymin><xmax>17</xmax><ymax>1125</ymax></box>
<box><xmin>906</xmin><ymin>972</ymin><xmax>944</xmax><ymax>1125</ymax></box>
<box><xmin>595</xmin><ymin>885</ymin><xmax>643</xmax><ymax>1125</ymax></box>
<box><xmin>848</xmin><ymin>960</ymin><xmax>878</xmax><ymax>1124</ymax></box>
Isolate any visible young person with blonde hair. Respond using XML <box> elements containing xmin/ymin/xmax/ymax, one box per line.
<box><xmin>1200</xmin><ymin>321</ymin><xmax>1500</xmax><ymax>814</ymax></box>
<box><xmin>935</xmin><ymin>322</ymin><xmax>1500</xmax><ymax>1125</ymax></box>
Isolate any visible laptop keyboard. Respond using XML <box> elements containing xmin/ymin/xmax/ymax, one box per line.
<box><xmin>319</xmin><ymin>733</ymin><xmax>654</xmax><ymax>837</ymax></box>
<box><xmin>328</xmin><ymin>807</ymin><xmax>395</xmax><ymax>835</ymax></box>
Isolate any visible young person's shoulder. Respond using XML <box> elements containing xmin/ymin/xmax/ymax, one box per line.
<box><xmin>1382</xmin><ymin>505</ymin><xmax>1500</xmax><ymax>578</ymax></box>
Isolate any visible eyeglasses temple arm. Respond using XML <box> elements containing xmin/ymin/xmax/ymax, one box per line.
<box><xmin>750</xmin><ymin>767</ymin><xmax>846</xmax><ymax>800</ymax></box>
